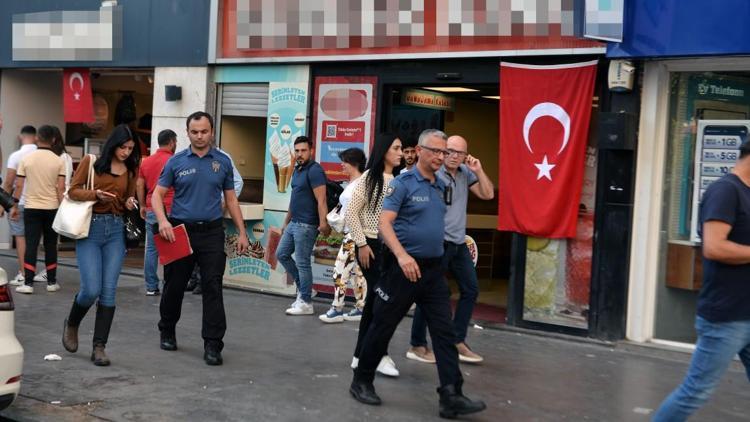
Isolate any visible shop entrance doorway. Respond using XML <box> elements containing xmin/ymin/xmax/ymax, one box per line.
<box><xmin>382</xmin><ymin>84</ymin><xmax>510</xmax><ymax>324</ymax></box>
<box><xmin>59</xmin><ymin>70</ymin><xmax>155</xmax><ymax>270</ymax></box>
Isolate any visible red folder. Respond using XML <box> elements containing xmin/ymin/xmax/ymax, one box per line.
<box><xmin>154</xmin><ymin>224</ymin><xmax>193</xmax><ymax>265</ymax></box>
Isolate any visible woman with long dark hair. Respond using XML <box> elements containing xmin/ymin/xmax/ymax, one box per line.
<box><xmin>61</xmin><ymin>124</ymin><xmax>140</xmax><ymax>366</ymax></box>
<box><xmin>345</xmin><ymin>133</ymin><xmax>403</xmax><ymax>377</ymax></box>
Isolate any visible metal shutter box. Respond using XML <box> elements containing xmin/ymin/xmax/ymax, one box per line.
<box><xmin>220</xmin><ymin>84</ymin><xmax>269</xmax><ymax>117</ymax></box>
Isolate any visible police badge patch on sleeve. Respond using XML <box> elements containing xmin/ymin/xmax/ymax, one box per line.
<box><xmin>385</xmin><ymin>186</ymin><xmax>395</xmax><ymax>197</ymax></box>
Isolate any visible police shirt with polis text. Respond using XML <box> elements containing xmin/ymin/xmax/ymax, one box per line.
<box><xmin>157</xmin><ymin>147</ymin><xmax>234</xmax><ymax>223</ymax></box>
<box><xmin>382</xmin><ymin>168</ymin><xmax>447</xmax><ymax>258</ymax></box>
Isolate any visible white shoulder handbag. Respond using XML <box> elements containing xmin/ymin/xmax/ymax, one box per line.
<box><xmin>52</xmin><ymin>154</ymin><xmax>97</xmax><ymax>239</ymax></box>
<box><xmin>326</xmin><ymin>203</ymin><xmax>345</xmax><ymax>233</ymax></box>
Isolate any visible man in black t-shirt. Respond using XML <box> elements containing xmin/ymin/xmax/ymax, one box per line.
<box><xmin>653</xmin><ymin>142</ymin><xmax>750</xmax><ymax>421</ymax></box>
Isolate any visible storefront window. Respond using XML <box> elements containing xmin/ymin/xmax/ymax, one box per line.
<box><xmin>656</xmin><ymin>71</ymin><xmax>750</xmax><ymax>343</ymax></box>
<box><xmin>523</xmin><ymin>134</ymin><xmax>598</xmax><ymax>329</ymax></box>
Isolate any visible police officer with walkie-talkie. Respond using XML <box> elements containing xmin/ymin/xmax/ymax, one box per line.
<box><xmin>349</xmin><ymin>129</ymin><xmax>486</xmax><ymax>419</ymax></box>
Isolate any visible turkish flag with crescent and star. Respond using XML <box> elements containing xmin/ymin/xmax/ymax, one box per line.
<box><xmin>497</xmin><ymin>60</ymin><xmax>597</xmax><ymax>238</ymax></box>
<box><xmin>62</xmin><ymin>68</ymin><xmax>94</xmax><ymax>123</ymax></box>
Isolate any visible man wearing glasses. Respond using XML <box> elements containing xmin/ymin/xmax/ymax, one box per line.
<box><xmin>350</xmin><ymin>129</ymin><xmax>485</xmax><ymax>418</ymax></box>
<box><xmin>408</xmin><ymin>135</ymin><xmax>495</xmax><ymax>365</ymax></box>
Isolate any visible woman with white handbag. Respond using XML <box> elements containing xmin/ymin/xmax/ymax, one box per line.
<box><xmin>319</xmin><ymin>148</ymin><xmax>366</xmax><ymax>324</ymax></box>
<box><xmin>60</xmin><ymin>124</ymin><xmax>140</xmax><ymax>366</ymax></box>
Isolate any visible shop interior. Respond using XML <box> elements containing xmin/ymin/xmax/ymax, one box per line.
<box><xmin>383</xmin><ymin>84</ymin><xmax>510</xmax><ymax>324</ymax></box>
<box><xmin>58</xmin><ymin>69</ymin><xmax>155</xmax><ymax>268</ymax></box>
<box><xmin>216</xmin><ymin>115</ymin><xmax>265</xmax><ymax>203</ymax></box>
<box><xmin>658</xmin><ymin>71</ymin><xmax>750</xmax><ymax>343</ymax></box>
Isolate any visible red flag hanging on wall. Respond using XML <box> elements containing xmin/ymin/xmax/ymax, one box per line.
<box><xmin>62</xmin><ymin>68</ymin><xmax>94</xmax><ymax>123</ymax></box>
<box><xmin>497</xmin><ymin>61</ymin><xmax>597</xmax><ymax>238</ymax></box>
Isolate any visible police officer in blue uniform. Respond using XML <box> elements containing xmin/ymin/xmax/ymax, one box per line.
<box><xmin>349</xmin><ymin>129</ymin><xmax>486</xmax><ymax>419</ymax></box>
<box><xmin>152</xmin><ymin>111</ymin><xmax>249</xmax><ymax>366</ymax></box>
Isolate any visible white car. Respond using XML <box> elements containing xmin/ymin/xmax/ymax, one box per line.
<box><xmin>0</xmin><ymin>267</ymin><xmax>23</xmax><ymax>411</ymax></box>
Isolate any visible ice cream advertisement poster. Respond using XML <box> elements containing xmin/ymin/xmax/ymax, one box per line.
<box><xmin>312</xmin><ymin>76</ymin><xmax>377</xmax><ymax>182</ymax></box>
<box><xmin>223</xmin><ymin>211</ymin><xmax>295</xmax><ymax>295</ymax></box>
<box><xmin>264</xmin><ymin>82</ymin><xmax>309</xmax><ymax>212</ymax></box>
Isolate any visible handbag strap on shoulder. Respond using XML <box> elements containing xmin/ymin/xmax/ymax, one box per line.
<box><xmin>86</xmin><ymin>154</ymin><xmax>96</xmax><ymax>191</ymax></box>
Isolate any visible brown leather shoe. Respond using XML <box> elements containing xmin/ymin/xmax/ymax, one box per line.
<box><xmin>456</xmin><ymin>342</ymin><xmax>484</xmax><ymax>364</ymax></box>
<box><xmin>91</xmin><ymin>345</ymin><xmax>110</xmax><ymax>366</ymax></box>
<box><xmin>406</xmin><ymin>346</ymin><xmax>437</xmax><ymax>364</ymax></box>
<box><xmin>62</xmin><ymin>319</ymin><xmax>79</xmax><ymax>353</ymax></box>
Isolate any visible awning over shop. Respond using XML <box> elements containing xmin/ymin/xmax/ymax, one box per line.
<box><xmin>607</xmin><ymin>0</ymin><xmax>750</xmax><ymax>58</ymax></box>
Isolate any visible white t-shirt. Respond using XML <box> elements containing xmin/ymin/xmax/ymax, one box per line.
<box><xmin>339</xmin><ymin>176</ymin><xmax>360</xmax><ymax>233</ymax></box>
<box><xmin>60</xmin><ymin>153</ymin><xmax>74</xmax><ymax>190</ymax></box>
<box><xmin>7</xmin><ymin>144</ymin><xmax>37</xmax><ymax>205</ymax></box>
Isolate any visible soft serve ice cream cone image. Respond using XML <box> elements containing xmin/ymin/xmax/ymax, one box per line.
<box><xmin>269</xmin><ymin>130</ymin><xmax>292</xmax><ymax>192</ymax></box>
<box><xmin>277</xmin><ymin>146</ymin><xmax>293</xmax><ymax>193</ymax></box>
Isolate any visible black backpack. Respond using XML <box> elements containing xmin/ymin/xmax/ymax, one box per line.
<box><xmin>324</xmin><ymin>179</ymin><xmax>344</xmax><ymax>211</ymax></box>
<box><xmin>306</xmin><ymin>167</ymin><xmax>344</xmax><ymax>211</ymax></box>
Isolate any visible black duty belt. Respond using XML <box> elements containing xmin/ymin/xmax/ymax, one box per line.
<box><xmin>413</xmin><ymin>257</ymin><xmax>442</xmax><ymax>268</ymax></box>
<box><xmin>383</xmin><ymin>247</ymin><xmax>442</xmax><ymax>268</ymax></box>
<box><xmin>172</xmin><ymin>218</ymin><xmax>223</xmax><ymax>232</ymax></box>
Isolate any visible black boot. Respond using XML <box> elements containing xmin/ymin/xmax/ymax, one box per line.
<box><xmin>160</xmin><ymin>331</ymin><xmax>178</xmax><ymax>351</ymax></box>
<box><xmin>349</xmin><ymin>371</ymin><xmax>381</xmax><ymax>405</ymax></box>
<box><xmin>62</xmin><ymin>297</ymin><xmax>91</xmax><ymax>353</ymax></box>
<box><xmin>91</xmin><ymin>305</ymin><xmax>115</xmax><ymax>366</ymax></box>
<box><xmin>203</xmin><ymin>341</ymin><xmax>223</xmax><ymax>366</ymax></box>
<box><xmin>437</xmin><ymin>384</ymin><xmax>486</xmax><ymax>419</ymax></box>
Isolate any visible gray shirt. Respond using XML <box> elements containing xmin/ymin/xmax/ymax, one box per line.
<box><xmin>437</xmin><ymin>164</ymin><xmax>478</xmax><ymax>244</ymax></box>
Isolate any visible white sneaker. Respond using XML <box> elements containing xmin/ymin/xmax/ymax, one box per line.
<box><xmin>34</xmin><ymin>271</ymin><xmax>48</xmax><ymax>282</ymax></box>
<box><xmin>285</xmin><ymin>301</ymin><xmax>314</xmax><ymax>316</ymax></box>
<box><xmin>10</xmin><ymin>272</ymin><xmax>24</xmax><ymax>286</ymax></box>
<box><xmin>291</xmin><ymin>297</ymin><xmax>300</xmax><ymax>307</ymax></box>
<box><xmin>286</xmin><ymin>293</ymin><xmax>302</xmax><ymax>312</ymax></box>
<box><xmin>376</xmin><ymin>355</ymin><xmax>400</xmax><ymax>377</ymax></box>
<box><xmin>350</xmin><ymin>357</ymin><xmax>359</xmax><ymax>369</ymax></box>
<box><xmin>15</xmin><ymin>284</ymin><xmax>33</xmax><ymax>294</ymax></box>
<box><xmin>46</xmin><ymin>283</ymin><xmax>61</xmax><ymax>292</ymax></box>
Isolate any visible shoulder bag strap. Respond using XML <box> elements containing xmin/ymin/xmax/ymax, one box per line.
<box><xmin>86</xmin><ymin>154</ymin><xmax>96</xmax><ymax>191</ymax></box>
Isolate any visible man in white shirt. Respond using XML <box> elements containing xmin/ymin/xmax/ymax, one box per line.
<box><xmin>3</xmin><ymin>126</ymin><xmax>38</xmax><ymax>285</ymax></box>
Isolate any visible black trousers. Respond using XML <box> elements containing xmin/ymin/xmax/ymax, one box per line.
<box><xmin>158</xmin><ymin>219</ymin><xmax>227</xmax><ymax>349</ymax></box>
<box><xmin>355</xmin><ymin>250</ymin><xmax>462</xmax><ymax>388</ymax></box>
<box><xmin>23</xmin><ymin>208</ymin><xmax>58</xmax><ymax>285</ymax></box>
<box><xmin>353</xmin><ymin>237</ymin><xmax>383</xmax><ymax>358</ymax></box>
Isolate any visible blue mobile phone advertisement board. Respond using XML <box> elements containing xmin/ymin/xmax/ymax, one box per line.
<box><xmin>691</xmin><ymin>121</ymin><xmax>750</xmax><ymax>242</ymax></box>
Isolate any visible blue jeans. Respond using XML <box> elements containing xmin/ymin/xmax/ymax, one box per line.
<box><xmin>276</xmin><ymin>221</ymin><xmax>318</xmax><ymax>303</ymax></box>
<box><xmin>653</xmin><ymin>316</ymin><xmax>750</xmax><ymax>422</ymax></box>
<box><xmin>411</xmin><ymin>242</ymin><xmax>479</xmax><ymax>347</ymax></box>
<box><xmin>74</xmin><ymin>214</ymin><xmax>126</xmax><ymax>307</ymax></box>
<box><xmin>143</xmin><ymin>211</ymin><xmax>160</xmax><ymax>291</ymax></box>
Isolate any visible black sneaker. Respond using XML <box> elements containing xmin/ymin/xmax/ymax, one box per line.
<box><xmin>146</xmin><ymin>288</ymin><xmax>160</xmax><ymax>296</ymax></box>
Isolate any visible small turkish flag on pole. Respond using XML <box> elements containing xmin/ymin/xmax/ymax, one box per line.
<box><xmin>62</xmin><ymin>68</ymin><xmax>94</xmax><ymax>123</ymax></box>
<box><xmin>497</xmin><ymin>61</ymin><xmax>597</xmax><ymax>238</ymax></box>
